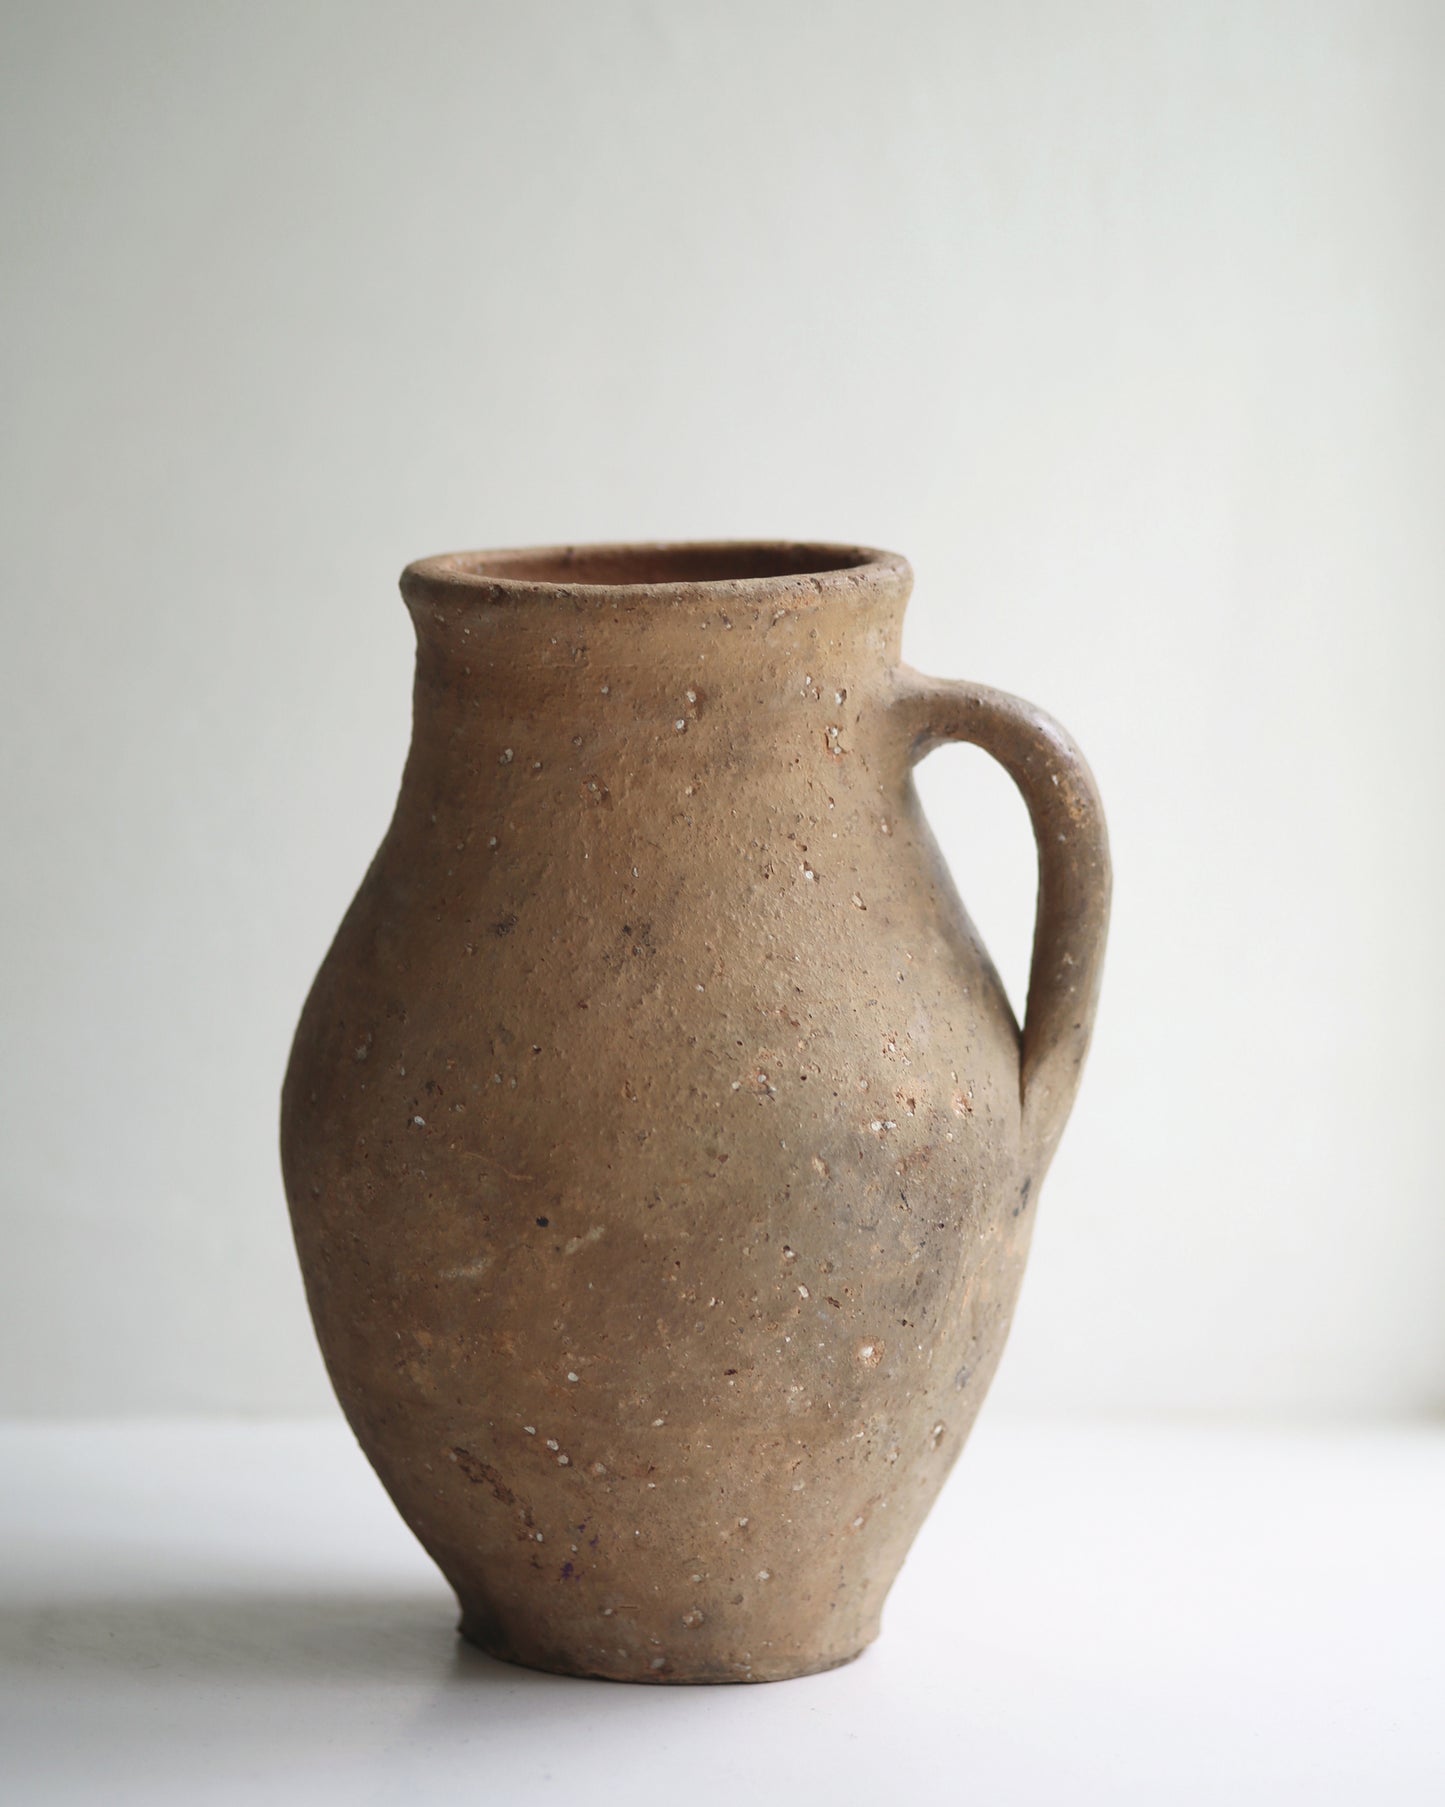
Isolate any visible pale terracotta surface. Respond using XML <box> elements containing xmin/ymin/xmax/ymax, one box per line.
<box><xmin>281</xmin><ymin>542</ymin><xmax>1110</xmax><ymax>1683</ymax></box>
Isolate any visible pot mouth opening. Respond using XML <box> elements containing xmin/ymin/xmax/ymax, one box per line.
<box><xmin>403</xmin><ymin>540</ymin><xmax>907</xmax><ymax>599</ymax></box>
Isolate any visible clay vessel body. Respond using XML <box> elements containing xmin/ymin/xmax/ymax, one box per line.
<box><xmin>282</xmin><ymin>542</ymin><xmax>1110</xmax><ymax>1683</ymax></box>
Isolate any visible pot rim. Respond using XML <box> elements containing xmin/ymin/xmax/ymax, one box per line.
<box><xmin>401</xmin><ymin>539</ymin><xmax>911</xmax><ymax>606</ymax></box>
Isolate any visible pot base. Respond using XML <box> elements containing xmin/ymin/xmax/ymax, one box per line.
<box><xmin>458</xmin><ymin>1609</ymin><xmax>873</xmax><ymax>1686</ymax></box>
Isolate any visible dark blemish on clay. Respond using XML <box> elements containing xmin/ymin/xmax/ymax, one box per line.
<box><xmin>536</xmin><ymin>1215</ymin><xmax>550</xmax><ymax>1227</ymax></box>
<box><xmin>451</xmin><ymin>1447</ymin><xmax>515</xmax><ymax>1506</ymax></box>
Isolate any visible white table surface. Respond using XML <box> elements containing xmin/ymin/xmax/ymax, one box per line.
<box><xmin>2</xmin><ymin>1416</ymin><xmax>1441</xmax><ymax>1805</ymax></box>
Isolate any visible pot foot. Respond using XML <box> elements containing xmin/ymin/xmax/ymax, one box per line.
<box><xmin>457</xmin><ymin>1609</ymin><xmax>872</xmax><ymax>1686</ymax></box>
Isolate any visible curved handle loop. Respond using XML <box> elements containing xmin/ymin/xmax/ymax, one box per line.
<box><xmin>893</xmin><ymin>667</ymin><xmax>1111</xmax><ymax>1173</ymax></box>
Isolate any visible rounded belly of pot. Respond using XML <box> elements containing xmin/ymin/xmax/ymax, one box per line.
<box><xmin>281</xmin><ymin>855</ymin><xmax>1033</xmax><ymax>1680</ymax></box>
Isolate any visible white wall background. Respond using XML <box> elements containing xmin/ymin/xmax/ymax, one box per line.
<box><xmin>2</xmin><ymin>0</ymin><xmax>1440</xmax><ymax>1419</ymax></box>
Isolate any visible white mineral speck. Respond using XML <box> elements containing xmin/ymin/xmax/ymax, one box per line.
<box><xmin>567</xmin><ymin>1371</ymin><xmax>579</xmax><ymax>1382</ymax></box>
<box><xmin>557</xmin><ymin>1453</ymin><xmax>570</xmax><ymax>1466</ymax></box>
<box><xmin>412</xmin><ymin>1115</ymin><xmax>425</xmax><ymax>1127</ymax></box>
<box><xmin>757</xmin><ymin>1569</ymin><xmax>771</xmax><ymax>1581</ymax></box>
<box><xmin>546</xmin><ymin>1439</ymin><xmax>559</xmax><ymax>1451</ymax></box>
<box><xmin>652</xmin><ymin>1417</ymin><xmax>666</xmax><ymax>1427</ymax></box>
<box><xmin>524</xmin><ymin>1425</ymin><xmax>536</xmax><ymax>1435</ymax></box>
<box><xmin>798</xmin><ymin>1284</ymin><xmax>810</xmax><ymax>1299</ymax></box>
<box><xmin>499</xmin><ymin>749</ymin><xmax>513</xmax><ymax>764</ymax></box>
<box><xmin>674</xmin><ymin>719</ymin><xmax>687</xmax><ymax>732</ymax></box>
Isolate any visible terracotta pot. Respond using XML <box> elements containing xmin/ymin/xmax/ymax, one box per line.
<box><xmin>282</xmin><ymin>541</ymin><xmax>1110</xmax><ymax>1683</ymax></box>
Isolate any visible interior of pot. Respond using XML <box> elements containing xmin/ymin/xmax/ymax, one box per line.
<box><xmin>446</xmin><ymin>543</ymin><xmax>881</xmax><ymax>587</ymax></box>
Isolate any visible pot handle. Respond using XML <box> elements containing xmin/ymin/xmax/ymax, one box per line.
<box><xmin>891</xmin><ymin>667</ymin><xmax>1111</xmax><ymax>1174</ymax></box>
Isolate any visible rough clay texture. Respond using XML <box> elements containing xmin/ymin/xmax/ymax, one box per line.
<box><xmin>281</xmin><ymin>542</ymin><xmax>1111</xmax><ymax>1685</ymax></box>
